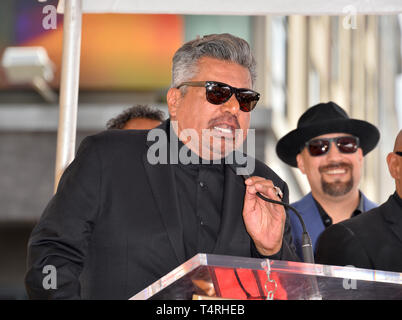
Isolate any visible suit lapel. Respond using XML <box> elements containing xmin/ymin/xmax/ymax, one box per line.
<box><xmin>382</xmin><ymin>195</ymin><xmax>402</xmax><ymax>245</ymax></box>
<box><xmin>142</xmin><ymin>121</ymin><xmax>186</xmax><ymax>264</ymax></box>
<box><xmin>213</xmin><ymin>164</ymin><xmax>249</xmax><ymax>254</ymax></box>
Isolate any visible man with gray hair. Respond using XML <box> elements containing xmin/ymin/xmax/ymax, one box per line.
<box><xmin>25</xmin><ymin>33</ymin><xmax>297</xmax><ymax>299</ymax></box>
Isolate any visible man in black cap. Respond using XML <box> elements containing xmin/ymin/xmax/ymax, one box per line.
<box><xmin>276</xmin><ymin>101</ymin><xmax>380</xmax><ymax>259</ymax></box>
<box><xmin>315</xmin><ymin>130</ymin><xmax>402</xmax><ymax>273</ymax></box>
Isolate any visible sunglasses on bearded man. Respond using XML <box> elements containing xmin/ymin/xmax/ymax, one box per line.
<box><xmin>305</xmin><ymin>136</ymin><xmax>360</xmax><ymax>157</ymax></box>
<box><xmin>176</xmin><ymin>81</ymin><xmax>260</xmax><ymax>112</ymax></box>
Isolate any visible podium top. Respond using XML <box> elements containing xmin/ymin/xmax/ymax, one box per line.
<box><xmin>131</xmin><ymin>254</ymin><xmax>402</xmax><ymax>300</ymax></box>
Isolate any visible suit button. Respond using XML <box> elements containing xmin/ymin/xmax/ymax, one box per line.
<box><xmin>199</xmin><ymin>181</ymin><xmax>205</xmax><ymax>188</ymax></box>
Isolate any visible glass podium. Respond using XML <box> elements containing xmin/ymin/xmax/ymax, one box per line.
<box><xmin>130</xmin><ymin>254</ymin><xmax>402</xmax><ymax>300</ymax></box>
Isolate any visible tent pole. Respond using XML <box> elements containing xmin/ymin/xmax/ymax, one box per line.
<box><xmin>54</xmin><ymin>0</ymin><xmax>82</xmax><ymax>193</ymax></box>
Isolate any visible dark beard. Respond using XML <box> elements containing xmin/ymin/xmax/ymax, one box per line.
<box><xmin>321</xmin><ymin>177</ymin><xmax>354</xmax><ymax>196</ymax></box>
<box><xmin>319</xmin><ymin>162</ymin><xmax>354</xmax><ymax>197</ymax></box>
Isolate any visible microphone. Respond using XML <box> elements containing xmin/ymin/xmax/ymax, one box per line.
<box><xmin>229</xmin><ymin>163</ymin><xmax>315</xmax><ymax>264</ymax></box>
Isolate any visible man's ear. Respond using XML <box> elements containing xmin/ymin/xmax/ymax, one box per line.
<box><xmin>387</xmin><ymin>152</ymin><xmax>399</xmax><ymax>180</ymax></box>
<box><xmin>167</xmin><ymin>88</ymin><xmax>181</xmax><ymax>119</ymax></box>
<box><xmin>296</xmin><ymin>153</ymin><xmax>306</xmax><ymax>174</ymax></box>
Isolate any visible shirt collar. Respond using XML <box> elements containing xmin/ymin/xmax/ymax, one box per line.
<box><xmin>313</xmin><ymin>191</ymin><xmax>364</xmax><ymax>228</ymax></box>
<box><xmin>355</xmin><ymin>191</ymin><xmax>365</xmax><ymax>213</ymax></box>
<box><xmin>392</xmin><ymin>191</ymin><xmax>402</xmax><ymax>208</ymax></box>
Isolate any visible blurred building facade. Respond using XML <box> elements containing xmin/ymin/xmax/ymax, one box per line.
<box><xmin>253</xmin><ymin>15</ymin><xmax>401</xmax><ymax>204</ymax></box>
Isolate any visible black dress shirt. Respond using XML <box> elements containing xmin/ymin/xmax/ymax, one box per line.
<box><xmin>313</xmin><ymin>192</ymin><xmax>364</xmax><ymax>228</ymax></box>
<box><xmin>172</xmin><ymin>131</ymin><xmax>226</xmax><ymax>259</ymax></box>
<box><xmin>169</xmin><ymin>122</ymin><xmax>296</xmax><ymax>262</ymax></box>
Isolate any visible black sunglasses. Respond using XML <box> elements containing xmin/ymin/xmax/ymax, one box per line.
<box><xmin>395</xmin><ymin>151</ymin><xmax>402</xmax><ymax>156</ymax></box>
<box><xmin>176</xmin><ymin>81</ymin><xmax>260</xmax><ymax>112</ymax></box>
<box><xmin>305</xmin><ymin>136</ymin><xmax>360</xmax><ymax>157</ymax></box>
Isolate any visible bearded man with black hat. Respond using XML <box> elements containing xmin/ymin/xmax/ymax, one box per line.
<box><xmin>314</xmin><ymin>130</ymin><xmax>402</xmax><ymax>273</ymax></box>
<box><xmin>276</xmin><ymin>101</ymin><xmax>380</xmax><ymax>259</ymax></box>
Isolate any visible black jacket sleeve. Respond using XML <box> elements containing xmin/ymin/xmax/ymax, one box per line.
<box><xmin>315</xmin><ymin>223</ymin><xmax>372</xmax><ymax>269</ymax></box>
<box><xmin>25</xmin><ymin>136</ymin><xmax>102</xmax><ymax>299</ymax></box>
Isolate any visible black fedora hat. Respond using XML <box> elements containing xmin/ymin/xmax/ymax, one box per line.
<box><xmin>276</xmin><ymin>101</ymin><xmax>380</xmax><ymax>167</ymax></box>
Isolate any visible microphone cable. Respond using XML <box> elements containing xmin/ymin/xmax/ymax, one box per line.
<box><xmin>229</xmin><ymin>164</ymin><xmax>315</xmax><ymax>264</ymax></box>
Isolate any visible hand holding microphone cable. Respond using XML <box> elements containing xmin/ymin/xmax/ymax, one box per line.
<box><xmin>229</xmin><ymin>164</ymin><xmax>315</xmax><ymax>264</ymax></box>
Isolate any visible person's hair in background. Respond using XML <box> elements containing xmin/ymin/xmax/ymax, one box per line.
<box><xmin>106</xmin><ymin>104</ymin><xmax>165</xmax><ymax>130</ymax></box>
<box><xmin>171</xmin><ymin>33</ymin><xmax>257</xmax><ymax>91</ymax></box>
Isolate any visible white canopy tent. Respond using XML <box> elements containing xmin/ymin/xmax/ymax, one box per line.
<box><xmin>54</xmin><ymin>0</ymin><xmax>402</xmax><ymax>190</ymax></box>
<box><xmin>57</xmin><ymin>0</ymin><xmax>402</xmax><ymax>15</ymax></box>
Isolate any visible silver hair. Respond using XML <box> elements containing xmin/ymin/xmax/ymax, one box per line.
<box><xmin>171</xmin><ymin>33</ymin><xmax>257</xmax><ymax>90</ymax></box>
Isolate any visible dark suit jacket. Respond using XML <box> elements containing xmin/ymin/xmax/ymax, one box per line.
<box><xmin>25</xmin><ymin>120</ymin><xmax>298</xmax><ymax>299</ymax></box>
<box><xmin>315</xmin><ymin>194</ymin><xmax>402</xmax><ymax>273</ymax></box>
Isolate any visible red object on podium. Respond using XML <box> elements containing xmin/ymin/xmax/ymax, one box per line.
<box><xmin>213</xmin><ymin>267</ymin><xmax>288</xmax><ymax>300</ymax></box>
